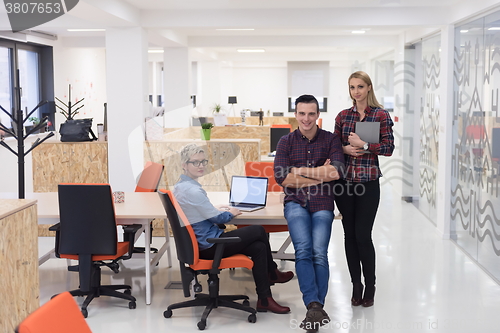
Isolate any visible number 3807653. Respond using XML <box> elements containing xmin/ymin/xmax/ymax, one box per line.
<box><xmin>5</xmin><ymin>2</ymin><xmax>62</xmax><ymax>14</ymax></box>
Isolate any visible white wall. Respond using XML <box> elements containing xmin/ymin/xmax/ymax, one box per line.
<box><xmin>327</xmin><ymin>66</ymin><xmax>353</xmax><ymax>132</ymax></box>
<box><xmin>53</xmin><ymin>43</ymin><xmax>107</xmax><ymax>133</ymax></box>
<box><xmin>229</xmin><ymin>63</ymin><xmax>288</xmax><ymax>115</ymax></box>
<box><xmin>196</xmin><ymin>61</ymin><xmax>221</xmax><ymax>116</ymax></box>
<box><xmin>196</xmin><ymin>60</ymin><xmax>354</xmax><ymax>132</ymax></box>
<box><xmin>0</xmin><ymin>135</ymin><xmax>38</xmax><ymax>194</ymax></box>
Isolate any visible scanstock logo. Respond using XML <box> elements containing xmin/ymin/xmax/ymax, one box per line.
<box><xmin>4</xmin><ymin>0</ymin><xmax>79</xmax><ymax>32</ymax></box>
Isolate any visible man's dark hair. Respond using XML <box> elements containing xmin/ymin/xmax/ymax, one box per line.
<box><xmin>295</xmin><ymin>95</ymin><xmax>319</xmax><ymax>113</ymax></box>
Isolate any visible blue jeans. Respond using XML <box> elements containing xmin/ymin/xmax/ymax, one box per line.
<box><xmin>284</xmin><ymin>201</ymin><xmax>334</xmax><ymax>306</ymax></box>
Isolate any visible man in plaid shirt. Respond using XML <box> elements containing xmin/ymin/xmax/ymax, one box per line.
<box><xmin>274</xmin><ymin>95</ymin><xmax>344</xmax><ymax>332</ymax></box>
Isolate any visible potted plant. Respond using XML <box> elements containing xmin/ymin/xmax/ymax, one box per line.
<box><xmin>212</xmin><ymin>103</ymin><xmax>223</xmax><ymax>114</ymax></box>
<box><xmin>201</xmin><ymin>122</ymin><xmax>214</xmax><ymax>140</ymax></box>
<box><xmin>26</xmin><ymin>116</ymin><xmax>41</xmax><ymax>134</ymax></box>
<box><xmin>30</xmin><ymin>116</ymin><xmax>48</xmax><ymax>133</ymax></box>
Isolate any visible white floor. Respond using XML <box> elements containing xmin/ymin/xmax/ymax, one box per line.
<box><xmin>37</xmin><ymin>183</ymin><xmax>500</xmax><ymax>333</ymax></box>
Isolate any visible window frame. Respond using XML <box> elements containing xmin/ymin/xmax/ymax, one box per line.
<box><xmin>0</xmin><ymin>37</ymin><xmax>54</xmax><ymax>135</ymax></box>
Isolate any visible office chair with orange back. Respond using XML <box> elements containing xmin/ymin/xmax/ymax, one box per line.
<box><xmin>133</xmin><ymin>161</ymin><xmax>165</xmax><ymax>256</ymax></box>
<box><xmin>158</xmin><ymin>190</ymin><xmax>257</xmax><ymax>330</ymax></box>
<box><xmin>238</xmin><ymin>161</ymin><xmax>288</xmax><ymax>233</ymax></box>
<box><xmin>135</xmin><ymin>161</ymin><xmax>164</xmax><ymax>192</ymax></box>
<box><xmin>270</xmin><ymin>123</ymin><xmax>292</xmax><ymax>132</ymax></box>
<box><xmin>16</xmin><ymin>292</ymin><xmax>92</xmax><ymax>333</ymax></box>
<box><xmin>49</xmin><ymin>184</ymin><xmax>142</xmax><ymax>318</ymax></box>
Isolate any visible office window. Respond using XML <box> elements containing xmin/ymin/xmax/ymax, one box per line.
<box><xmin>0</xmin><ymin>38</ymin><xmax>53</xmax><ymax>133</ymax></box>
<box><xmin>18</xmin><ymin>48</ymin><xmax>40</xmax><ymax>120</ymax></box>
<box><xmin>0</xmin><ymin>45</ymin><xmax>12</xmax><ymax>128</ymax></box>
<box><xmin>287</xmin><ymin>61</ymin><xmax>329</xmax><ymax>112</ymax></box>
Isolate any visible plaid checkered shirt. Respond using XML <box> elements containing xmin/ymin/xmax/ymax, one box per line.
<box><xmin>334</xmin><ymin>105</ymin><xmax>395</xmax><ymax>182</ymax></box>
<box><xmin>274</xmin><ymin>127</ymin><xmax>345</xmax><ymax>212</ymax></box>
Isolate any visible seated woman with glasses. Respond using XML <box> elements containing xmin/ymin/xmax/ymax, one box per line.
<box><xmin>173</xmin><ymin>143</ymin><xmax>293</xmax><ymax>314</ymax></box>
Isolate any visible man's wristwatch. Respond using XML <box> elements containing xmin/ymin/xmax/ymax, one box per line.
<box><xmin>363</xmin><ymin>142</ymin><xmax>369</xmax><ymax>151</ymax></box>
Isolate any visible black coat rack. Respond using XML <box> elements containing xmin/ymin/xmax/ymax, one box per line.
<box><xmin>56</xmin><ymin>84</ymin><xmax>84</xmax><ymax>120</ymax></box>
<box><xmin>0</xmin><ymin>70</ymin><xmax>54</xmax><ymax>199</ymax></box>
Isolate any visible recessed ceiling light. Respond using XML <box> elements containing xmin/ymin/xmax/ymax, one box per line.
<box><xmin>460</xmin><ymin>30</ymin><xmax>469</xmax><ymax>33</ymax></box>
<box><xmin>216</xmin><ymin>28</ymin><xmax>255</xmax><ymax>31</ymax></box>
<box><xmin>148</xmin><ymin>50</ymin><xmax>164</xmax><ymax>53</ymax></box>
<box><xmin>237</xmin><ymin>49</ymin><xmax>265</xmax><ymax>53</ymax></box>
<box><xmin>67</xmin><ymin>29</ymin><xmax>105</xmax><ymax>32</ymax></box>
<box><xmin>488</xmin><ymin>27</ymin><xmax>500</xmax><ymax>30</ymax></box>
<box><xmin>351</xmin><ymin>30</ymin><xmax>366</xmax><ymax>34</ymax></box>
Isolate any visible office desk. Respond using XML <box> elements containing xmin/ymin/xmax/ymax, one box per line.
<box><xmin>0</xmin><ymin>192</ymin><xmax>167</xmax><ymax>305</ymax></box>
<box><xmin>207</xmin><ymin>192</ymin><xmax>294</xmax><ymax>260</ymax></box>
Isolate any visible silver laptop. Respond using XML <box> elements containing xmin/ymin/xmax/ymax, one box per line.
<box><xmin>355</xmin><ymin>122</ymin><xmax>380</xmax><ymax>143</ymax></box>
<box><xmin>229</xmin><ymin>176</ymin><xmax>268</xmax><ymax>212</ymax></box>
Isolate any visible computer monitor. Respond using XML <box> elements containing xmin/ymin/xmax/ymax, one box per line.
<box><xmin>270</xmin><ymin>127</ymin><xmax>291</xmax><ymax>152</ymax></box>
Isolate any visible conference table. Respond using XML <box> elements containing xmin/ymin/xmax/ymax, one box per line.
<box><xmin>0</xmin><ymin>191</ymin><xmax>291</xmax><ymax>305</ymax></box>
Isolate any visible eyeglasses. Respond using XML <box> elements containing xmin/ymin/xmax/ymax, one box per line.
<box><xmin>187</xmin><ymin>159</ymin><xmax>209</xmax><ymax>167</ymax></box>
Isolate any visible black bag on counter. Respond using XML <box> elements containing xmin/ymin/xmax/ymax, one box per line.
<box><xmin>59</xmin><ymin>118</ymin><xmax>97</xmax><ymax>142</ymax></box>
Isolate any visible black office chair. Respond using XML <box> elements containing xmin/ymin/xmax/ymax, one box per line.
<box><xmin>158</xmin><ymin>190</ymin><xmax>257</xmax><ymax>330</ymax></box>
<box><xmin>49</xmin><ymin>183</ymin><xmax>142</xmax><ymax>318</ymax></box>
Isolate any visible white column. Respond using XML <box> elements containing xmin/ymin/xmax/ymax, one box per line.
<box><xmin>197</xmin><ymin>61</ymin><xmax>221</xmax><ymax>116</ymax></box>
<box><xmin>105</xmin><ymin>27</ymin><xmax>148</xmax><ymax>191</ymax></box>
<box><xmin>163</xmin><ymin>47</ymin><xmax>191</xmax><ymax>128</ymax></box>
<box><xmin>436</xmin><ymin>25</ymin><xmax>454</xmax><ymax>239</ymax></box>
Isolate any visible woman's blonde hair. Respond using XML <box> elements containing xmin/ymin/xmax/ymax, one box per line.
<box><xmin>348</xmin><ymin>71</ymin><xmax>383</xmax><ymax>108</ymax></box>
<box><xmin>180</xmin><ymin>144</ymin><xmax>205</xmax><ymax>165</ymax></box>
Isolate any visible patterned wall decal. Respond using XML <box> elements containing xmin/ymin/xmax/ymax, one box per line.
<box><xmin>451</xmin><ymin>12</ymin><xmax>500</xmax><ymax>280</ymax></box>
<box><xmin>423</xmin><ymin>54</ymin><xmax>441</xmax><ymax>89</ymax></box>
<box><xmin>376</xmin><ymin>56</ymin><xmax>418</xmax><ymax>198</ymax></box>
<box><xmin>374</xmin><ymin>60</ymin><xmax>393</xmax><ymax>93</ymax></box>
<box><xmin>418</xmin><ymin>35</ymin><xmax>441</xmax><ymax>221</ymax></box>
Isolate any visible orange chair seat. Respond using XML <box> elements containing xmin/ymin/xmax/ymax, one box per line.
<box><xmin>191</xmin><ymin>254</ymin><xmax>254</xmax><ymax>271</ymax></box>
<box><xmin>60</xmin><ymin>241</ymin><xmax>130</xmax><ymax>261</ymax></box>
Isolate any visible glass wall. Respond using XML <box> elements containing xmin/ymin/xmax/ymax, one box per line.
<box><xmin>418</xmin><ymin>35</ymin><xmax>441</xmax><ymax>224</ymax></box>
<box><xmin>371</xmin><ymin>59</ymin><xmax>400</xmax><ymax>187</ymax></box>
<box><xmin>452</xmin><ymin>11</ymin><xmax>500</xmax><ymax>280</ymax></box>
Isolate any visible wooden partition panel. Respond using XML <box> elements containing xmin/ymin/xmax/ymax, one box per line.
<box><xmin>165</xmin><ymin>126</ymin><xmax>271</xmax><ymax>155</ymax></box>
<box><xmin>144</xmin><ymin>139</ymin><xmax>260</xmax><ymax>191</ymax></box>
<box><xmin>32</xmin><ymin>142</ymin><xmax>108</xmax><ymax>192</ymax></box>
<box><xmin>0</xmin><ymin>200</ymin><xmax>39</xmax><ymax>332</ymax></box>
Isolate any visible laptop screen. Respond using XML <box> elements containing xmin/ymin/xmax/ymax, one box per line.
<box><xmin>229</xmin><ymin>176</ymin><xmax>268</xmax><ymax>205</ymax></box>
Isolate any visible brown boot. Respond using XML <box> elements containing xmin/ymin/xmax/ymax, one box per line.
<box><xmin>362</xmin><ymin>285</ymin><xmax>376</xmax><ymax>307</ymax></box>
<box><xmin>269</xmin><ymin>268</ymin><xmax>294</xmax><ymax>285</ymax></box>
<box><xmin>351</xmin><ymin>282</ymin><xmax>364</xmax><ymax>306</ymax></box>
<box><xmin>256</xmin><ymin>297</ymin><xmax>290</xmax><ymax>314</ymax></box>
<box><xmin>299</xmin><ymin>302</ymin><xmax>330</xmax><ymax>331</ymax></box>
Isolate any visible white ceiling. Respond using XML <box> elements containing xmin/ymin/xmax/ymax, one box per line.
<box><xmin>1</xmin><ymin>0</ymin><xmax>499</xmax><ymax>62</ymax></box>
